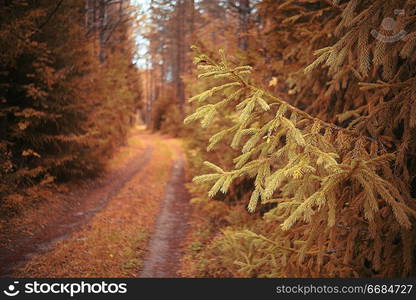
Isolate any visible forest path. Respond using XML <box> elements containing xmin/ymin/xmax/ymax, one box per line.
<box><xmin>1</xmin><ymin>129</ymin><xmax>191</xmax><ymax>277</ymax></box>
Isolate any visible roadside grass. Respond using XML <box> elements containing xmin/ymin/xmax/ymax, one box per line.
<box><xmin>106</xmin><ymin>126</ymin><xmax>145</xmax><ymax>172</ymax></box>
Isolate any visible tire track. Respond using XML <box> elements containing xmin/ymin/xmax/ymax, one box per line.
<box><xmin>140</xmin><ymin>156</ymin><xmax>191</xmax><ymax>278</ymax></box>
<box><xmin>0</xmin><ymin>146</ymin><xmax>153</xmax><ymax>276</ymax></box>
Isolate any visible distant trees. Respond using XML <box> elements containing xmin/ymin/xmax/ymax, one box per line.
<box><xmin>144</xmin><ymin>0</ymin><xmax>255</xmax><ymax>131</ymax></box>
<box><xmin>145</xmin><ymin>0</ymin><xmax>195</xmax><ymax>129</ymax></box>
<box><xmin>0</xmin><ymin>0</ymin><xmax>142</xmax><ymax>215</ymax></box>
<box><xmin>85</xmin><ymin>0</ymin><xmax>134</xmax><ymax>61</ymax></box>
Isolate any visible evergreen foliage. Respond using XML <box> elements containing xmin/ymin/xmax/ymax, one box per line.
<box><xmin>185</xmin><ymin>45</ymin><xmax>416</xmax><ymax>276</ymax></box>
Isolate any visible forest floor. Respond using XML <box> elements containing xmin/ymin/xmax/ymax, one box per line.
<box><xmin>0</xmin><ymin>127</ymin><xmax>191</xmax><ymax>277</ymax></box>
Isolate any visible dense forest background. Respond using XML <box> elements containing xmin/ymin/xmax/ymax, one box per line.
<box><xmin>1</xmin><ymin>0</ymin><xmax>416</xmax><ymax>278</ymax></box>
<box><xmin>0</xmin><ymin>0</ymin><xmax>142</xmax><ymax>215</ymax></box>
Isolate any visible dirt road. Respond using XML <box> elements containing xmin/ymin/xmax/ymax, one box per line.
<box><xmin>0</xmin><ymin>130</ymin><xmax>191</xmax><ymax>277</ymax></box>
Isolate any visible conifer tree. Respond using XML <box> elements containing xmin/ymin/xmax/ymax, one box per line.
<box><xmin>185</xmin><ymin>42</ymin><xmax>415</xmax><ymax>276</ymax></box>
<box><xmin>183</xmin><ymin>0</ymin><xmax>416</xmax><ymax>278</ymax></box>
